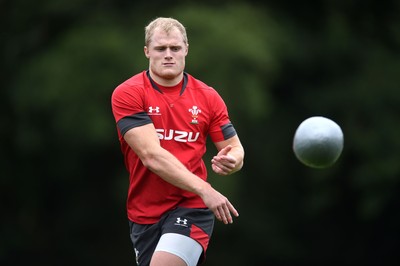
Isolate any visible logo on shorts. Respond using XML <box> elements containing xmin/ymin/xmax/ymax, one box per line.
<box><xmin>175</xmin><ymin>217</ymin><xmax>188</xmax><ymax>227</ymax></box>
<box><xmin>134</xmin><ymin>248</ymin><xmax>139</xmax><ymax>265</ymax></box>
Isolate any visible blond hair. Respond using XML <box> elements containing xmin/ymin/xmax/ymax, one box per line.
<box><xmin>144</xmin><ymin>17</ymin><xmax>188</xmax><ymax>46</ymax></box>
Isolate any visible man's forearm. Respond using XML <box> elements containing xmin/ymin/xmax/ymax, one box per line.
<box><xmin>142</xmin><ymin>147</ymin><xmax>210</xmax><ymax>196</ymax></box>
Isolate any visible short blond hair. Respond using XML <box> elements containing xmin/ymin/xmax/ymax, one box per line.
<box><xmin>144</xmin><ymin>17</ymin><xmax>188</xmax><ymax>46</ymax></box>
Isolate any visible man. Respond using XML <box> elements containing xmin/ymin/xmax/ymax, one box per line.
<box><xmin>111</xmin><ymin>17</ymin><xmax>244</xmax><ymax>266</ymax></box>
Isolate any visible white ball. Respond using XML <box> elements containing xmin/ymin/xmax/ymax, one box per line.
<box><xmin>293</xmin><ymin>116</ymin><xmax>344</xmax><ymax>168</ymax></box>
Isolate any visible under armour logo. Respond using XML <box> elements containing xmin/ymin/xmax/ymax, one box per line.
<box><xmin>175</xmin><ymin>217</ymin><xmax>188</xmax><ymax>227</ymax></box>
<box><xmin>148</xmin><ymin>106</ymin><xmax>160</xmax><ymax>113</ymax></box>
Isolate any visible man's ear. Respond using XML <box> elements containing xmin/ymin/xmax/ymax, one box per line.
<box><xmin>144</xmin><ymin>46</ymin><xmax>150</xmax><ymax>58</ymax></box>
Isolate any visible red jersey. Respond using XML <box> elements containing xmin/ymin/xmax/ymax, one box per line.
<box><xmin>111</xmin><ymin>71</ymin><xmax>237</xmax><ymax>224</ymax></box>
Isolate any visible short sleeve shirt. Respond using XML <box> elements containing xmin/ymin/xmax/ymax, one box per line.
<box><xmin>111</xmin><ymin>71</ymin><xmax>236</xmax><ymax>223</ymax></box>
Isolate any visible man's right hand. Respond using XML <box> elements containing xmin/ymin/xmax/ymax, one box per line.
<box><xmin>199</xmin><ymin>184</ymin><xmax>239</xmax><ymax>224</ymax></box>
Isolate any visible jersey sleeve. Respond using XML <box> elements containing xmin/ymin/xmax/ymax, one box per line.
<box><xmin>111</xmin><ymin>82</ymin><xmax>152</xmax><ymax>136</ymax></box>
<box><xmin>208</xmin><ymin>89</ymin><xmax>237</xmax><ymax>142</ymax></box>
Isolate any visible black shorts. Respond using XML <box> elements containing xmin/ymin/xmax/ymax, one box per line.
<box><xmin>129</xmin><ymin>207</ymin><xmax>215</xmax><ymax>266</ymax></box>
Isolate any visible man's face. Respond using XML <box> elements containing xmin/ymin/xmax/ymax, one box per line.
<box><xmin>144</xmin><ymin>27</ymin><xmax>188</xmax><ymax>84</ymax></box>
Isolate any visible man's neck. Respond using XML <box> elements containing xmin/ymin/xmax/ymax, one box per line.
<box><xmin>148</xmin><ymin>70</ymin><xmax>183</xmax><ymax>87</ymax></box>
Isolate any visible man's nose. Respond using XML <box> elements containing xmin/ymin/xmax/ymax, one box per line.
<box><xmin>164</xmin><ymin>48</ymin><xmax>173</xmax><ymax>59</ymax></box>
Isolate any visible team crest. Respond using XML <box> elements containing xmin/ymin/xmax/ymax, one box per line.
<box><xmin>189</xmin><ymin>106</ymin><xmax>201</xmax><ymax>124</ymax></box>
